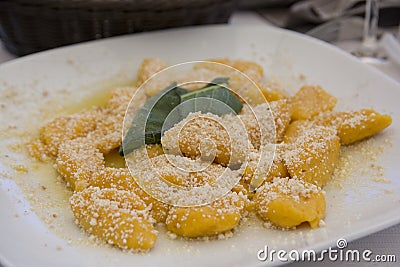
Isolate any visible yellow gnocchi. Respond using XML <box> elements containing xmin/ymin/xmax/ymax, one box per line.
<box><xmin>314</xmin><ymin>109</ymin><xmax>392</xmax><ymax>145</ymax></box>
<box><xmin>242</xmin><ymin>144</ymin><xmax>289</xmax><ymax>192</ymax></box>
<box><xmin>70</xmin><ymin>187</ymin><xmax>157</xmax><ymax>250</ymax></box>
<box><xmin>166</xmin><ymin>192</ymin><xmax>246</xmax><ymax>237</ymax></box>
<box><xmin>254</xmin><ymin>177</ymin><xmax>326</xmax><ymax>228</ymax></box>
<box><xmin>284</xmin><ymin>126</ymin><xmax>340</xmax><ymax>187</ymax></box>
<box><xmin>283</xmin><ymin>120</ymin><xmax>314</xmax><ymax>144</ymax></box>
<box><xmin>195</xmin><ymin>58</ymin><xmax>264</xmax><ymax>83</ymax></box>
<box><xmin>136</xmin><ymin>58</ymin><xmax>167</xmax><ymax>88</ymax></box>
<box><xmin>290</xmin><ymin>85</ymin><xmax>337</xmax><ymax>120</ymax></box>
<box><xmin>39</xmin><ymin>108</ymin><xmax>102</xmax><ymax>156</ymax></box>
<box><xmin>259</xmin><ymin>82</ymin><xmax>291</xmax><ymax>102</ymax></box>
<box><xmin>28</xmin><ymin>57</ymin><xmax>394</xmax><ymax>253</ymax></box>
<box><xmin>161</xmin><ymin>112</ymin><xmax>253</xmax><ymax>166</ymax></box>
<box><xmin>239</xmin><ymin>100</ymin><xmax>291</xmax><ymax>148</ymax></box>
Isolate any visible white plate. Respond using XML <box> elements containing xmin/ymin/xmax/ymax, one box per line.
<box><xmin>0</xmin><ymin>25</ymin><xmax>399</xmax><ymax>267</ymax></box>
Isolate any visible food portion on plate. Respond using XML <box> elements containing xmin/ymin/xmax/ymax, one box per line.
<box><xmin>27</xmin><ymin>58</ymin><xmax>392</xmax><ymax>251</ymax></box>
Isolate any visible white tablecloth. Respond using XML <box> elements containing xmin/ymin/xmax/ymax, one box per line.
<box><xmin>0</xmin><ymin>11</ymin><xmax>398</xmax><ymax>267</ymax></box>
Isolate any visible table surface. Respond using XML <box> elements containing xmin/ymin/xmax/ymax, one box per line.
<box><xmin>0</xmin><ymin>11</ymin><xmax>398</xmax><ymax>267</ymax></box>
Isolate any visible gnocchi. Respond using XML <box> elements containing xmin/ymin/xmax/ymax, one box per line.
<box><xmin>29</xmin><ymin>57</ymin><xmax>392</xmax><ymax>251</ymax></box>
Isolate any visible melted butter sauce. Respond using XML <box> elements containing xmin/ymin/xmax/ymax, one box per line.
<box><xmin>104</xmin><ymin>148</ymin><xmax>126</xmax><ymax>168</ymax></box>
<box><xmin>5</xmin><ymin>75</ymin><xmax>135</xmax><ymax>244</ymax></box>
<box><xmin>62</xmin><ymin>77</ymin><xmax>136</xmax><ymax>114</ymax></box>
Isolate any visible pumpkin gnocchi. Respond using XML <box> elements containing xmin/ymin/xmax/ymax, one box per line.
<box><xmin>166</xmin><ymin>192</ymin><xmax>246</xmax><ymax>237</ymax></box>
<box><xmin>290</xmin><ymin>85</ymin><xmax>337</xmax><ymax>120</ymax></box>
<box><xmin>314</xmin><ymin>109</ymin><xmax>392</xmax><ymax>145</ymax></box>
<box><xmin>70</xmin><ymin>187</ymin><xmax>157</xmax><ymax>250</ymax></box>
<box><xmin>28</xmin><ymin>57</ymin><xmax>392</xmax><ymax>252</ymax></box>
<box><xmin>254</xmin><ymin>177</ymin><xmax>326</xmax><ymax>229</ymax></box>
<box><xmin>284</xmin><ymin>126</ymin><xmax>341</xmax><ymax>187</ymax></box>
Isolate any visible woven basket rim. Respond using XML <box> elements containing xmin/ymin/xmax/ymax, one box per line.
<box><xmin>0</xmin><ymin>0</ymin><xmax>236</xmax><ymax>11</ymax></box>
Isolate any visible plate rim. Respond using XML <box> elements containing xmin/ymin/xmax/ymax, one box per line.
<box><xmin>1</xmin><ymin>24</ymin><xmax>399</xmax><ymax>89</ymax></box>
<box><xmin>0</xmin><ymin>24</ymin><xmax>399</xmax><ymax>267</ymax></box>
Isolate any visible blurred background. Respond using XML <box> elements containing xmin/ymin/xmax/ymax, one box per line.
<box><xmin>0</xmin><ymin>0</ymin><xmax>398</xmax><ymax>56</ymax></box>
<box><xmin>2</xmin><ymin>0</ymin><xmax>398</xmax><ymax>80</ymax></box>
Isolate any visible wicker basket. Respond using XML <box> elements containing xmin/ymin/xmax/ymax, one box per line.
<box><xmin>0</xmin><ymin>0</ymin><xmax>237</xmax><ymax>56</ymax></box>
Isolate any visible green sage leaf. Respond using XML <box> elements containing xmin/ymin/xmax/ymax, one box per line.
<box><xmin>120</xmin><ymin>77</ymin><xmax>243</xmax><ymax>156</ymax></box>
<box><xmin>119</xmin><ymin>83</ymin><xmax>188</xmax><ymax>156</ymax></box>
